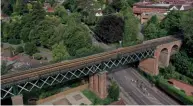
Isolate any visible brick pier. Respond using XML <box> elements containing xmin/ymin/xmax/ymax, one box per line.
<box><xmin>89</xmin><ymin>71</ymin><xmax>107</xmax><ymax>99</ymax></box>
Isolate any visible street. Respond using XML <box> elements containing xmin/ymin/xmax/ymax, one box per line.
<box><xmin>108</xmin><ymin>67</ymin><xmax>180</xmax><ymax>105</ymax></box>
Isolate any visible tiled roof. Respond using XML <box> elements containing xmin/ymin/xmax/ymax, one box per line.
<box><xmin>168</xmin><ymin>79</ymin><xmax>193</xmax><ymax>96</ymax></box>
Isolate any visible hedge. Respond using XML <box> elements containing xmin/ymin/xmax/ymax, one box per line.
<box><xmin>157</xmin><ymin>79</ymin><xmax>193</xmax><ymax>105</ymax></box>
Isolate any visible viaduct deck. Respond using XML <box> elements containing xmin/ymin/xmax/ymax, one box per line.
<box><xmin>1</xmin><ymin>36</ymin><xmax>181</xmax><ymax>99</ymax></box>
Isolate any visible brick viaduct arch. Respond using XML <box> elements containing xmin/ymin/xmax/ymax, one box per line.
<box><xmin>139</xmin><ymin>40</ymin><xmax>182</xmax><ymax>75</ymax></box>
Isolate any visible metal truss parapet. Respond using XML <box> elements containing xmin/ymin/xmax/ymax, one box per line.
<box><xmin>1</xmin><ymin>48</ymin><xmax>155</xmax><ymax>99</ymax></box>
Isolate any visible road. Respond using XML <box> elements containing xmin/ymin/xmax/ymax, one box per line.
<box><xmin>108</xmin><ymin>67</ymin><xmax>180</xmax><ymax>105</ymax></box>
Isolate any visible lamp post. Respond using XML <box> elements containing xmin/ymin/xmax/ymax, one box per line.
<box><xmin>119</xmin><ymin>40</ymin><xmax>122</xmax><ymax>48</ymax></box>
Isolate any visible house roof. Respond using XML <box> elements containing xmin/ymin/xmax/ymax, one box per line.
<box><xmin>47</xmin><ymin>7</ymin><xmax>54</xmax><ymax>12</ymax></box>
<box><xmin>168</xmin><ymin>79</ymin><xmax>193</xmax><ymax>96</ymax></box>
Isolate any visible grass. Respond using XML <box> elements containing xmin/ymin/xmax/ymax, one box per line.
<box><xmin>82</xmin><ymin>89</ymin><xmax>113</xmax><ymax>105</ymax></box>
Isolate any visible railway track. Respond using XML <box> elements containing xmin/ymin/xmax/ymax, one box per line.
<box><xmin>1</xmin><ymin>36</ymin><xmax>181</xmax><ymax>85</ymax></box>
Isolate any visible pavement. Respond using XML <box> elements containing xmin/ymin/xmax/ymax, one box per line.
<box><xmin>108</xmin><ymin>67</ymin><xmax>180</xmax><ymax>105</ymax></box>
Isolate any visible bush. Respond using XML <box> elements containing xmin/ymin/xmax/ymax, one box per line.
<box><xmin>16</xmin><ymin>46</ymin><xmax>24</xmax><ymax>53</ymax></box>
<box><xmin>108</xmin><ymin>81</ymin><xmax>120</xmax><ymax>101</ymax></box>
<box><xmin>8</xmin><ymin>39</ymin><xmax>21</xmax><ymax>44</ymax></box>
<box><xmin>33</xmin><ymin>54</ymin><xmax>42</xmax><ymax>60</ymax></box>
<box><xmin>24</xmin><ymin>42</ymin><xmax>38</xmax><ymax>56</ymax></box>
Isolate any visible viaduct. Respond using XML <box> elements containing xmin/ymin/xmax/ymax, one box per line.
<box><xmin>1</xmin><ymin>36</ymin><xmax>182</xmax><ymax>105</ymax></box>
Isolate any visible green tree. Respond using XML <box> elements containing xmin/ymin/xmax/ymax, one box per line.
<box><xmin>147</xmin><ymin>15</ymin><xmax>159</xmax><ymax>25</ymax></box>
<box><xmin>171</xmin><ymin>52</ymin><xmax>193</xmax><ymax>79</ymax></box>
<box><xmin>52</xmin><ymin>42</ymin><xmax>70</xmax><ymax>61</ymax></box>
<box><xmin>54</xmin><ymin>5</ymin><xmax>68</xmax><ymax>24</ymax></box>
<box><xmin>144</xmin><ymin>23</ymin><xmax>158</xmax><ymax>40</ymax></box>
<box><xmin>1</xmin><ymin>0</ymin><xmax>14</xmax><ymax>15</ymax></box>
<box><xmin>30</xmin><ymin>16</ymin><xmax>61</xmax><ymax>48</ymax></box>
<box><xmin>120</xmin><ymin>8</ymin><xmax>139</xmax><ymax>46</ymax></box>
<box><xmin>20</xmin><ymin>2</ymin><xmax>46</xmax><ymax>43</ymax></box>
<box><xmin>180</xmin><ymin>10</ymin><xmax>193</xmax><ymax>57</ymax></box>
<box><xmin>24</xmin><ymin>42</ymin><xmax>38</xmax><ymax>56</ymax></box>
<box><xmin>62</xmin><ymin>0</ymin><xmax>78</xmax><ymax>12</ymax></box>
<box><xmin>108</xmin><ymin>81</ymin><xmax>120</xmax><ymax>101</ymax></box>
<box><xmin>160</xmin><ymin>10</ymin><xmax>182</xmax><ymax>34</ymax></box>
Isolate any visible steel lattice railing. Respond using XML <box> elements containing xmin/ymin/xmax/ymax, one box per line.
<box><xmin>1</xmin><ymin>48</ymin><xmax>155</xmax><ymax>99</ymax></box>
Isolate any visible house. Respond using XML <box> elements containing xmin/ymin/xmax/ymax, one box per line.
<box><xmin>43</xmin><ymin>3</ymin><xmax>54</xmax><ymax>13</ymax></box>
<box><xmin>168</xmin><ymin>79</ymin><xmax>193</xmax><ymax>96</ymax></box>
<box><xmin>133</xmin><ymin>0</ymin><xmax>193</xmax><ymax>23</ymax></box>
<box><xmin>1</xmin><ymin>13</ymin><xmax>10</xmax><ymax>21</ymax></box>
<box><xmin>95</xmin><ymin>8</ymin><xmax>103</xmax><ymax>17</ymax></box>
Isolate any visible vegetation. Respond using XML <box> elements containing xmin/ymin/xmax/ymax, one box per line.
<box><xmin>108</xmin><ymin>81</ymin><xmax>120</xmax><ymax>101</ymax></box>
<box><xmin>24</xmin><ymin>42</ymin><xmax>38</xmax><ymax>56</ymax></box>
<box><xmin>94</xmin><ymin>15</ymin><xmax>124</xmax><ymax>43</ymax></box>
<box><xmin>137</xmin><ymin>69</ymin><xmax>193</xmax><ymax>105</ymax></box>
<box><xmin>82</xmin><ymin>89</ymin><xmax>113</xmax><ymax>105</ymax></box>
<box><xmin>82</xmin><ymin>81</ymin><xmax>120</xmax><ymax>105</ymax></box>
<box><xmin>180</xmin><ymin>10</ymin><xmax>193</xmax><ymax>57</ymax></box>
<box><xmin>33</xmin><ymin>54</ymin><xmax>42</xmax><ymax>60</ymax></box>
<box><xmin>143</xmin><ymin>15</ymin><xmax>167</xmax><ymax>40</ymax></box>
<box><xmin>119</xmin><ymin>7</ymin><xmax>140</xmax><ymax>46</ymax></box>
<box><xmin>159</xmin><ymin>65</ymin><xmax>193</xmax><ymax>85</ymax></box>
<box><xmin>171</xmin><ymin>52</ymin><xmax>193</xmax><ymax>79</ymax></box>
<box><xmin>157</xmin><ymin>78</ymin><xmax>193</xmax><ymax>105</ymax></box>
<box><xmin>52</xmin><ymin>42</ymin><xmax>70</xmax><ymax>62</ymax></box>
<box><xmin>1</xmin><ymin>0</ymin><xmax>142</xmax><ymax>62</ymax></box>
<box><xmin>1</xmin><ymin>62</ymin><xmax>9</xmax><ymax>75</ymax></box>
<box><xmin>15</xmin><ymin>45</ymin><xmax>24</xmax><ymax>53</ymax></box>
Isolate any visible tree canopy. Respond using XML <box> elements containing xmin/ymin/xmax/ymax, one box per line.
<box><xmin>94</xmin><ymin>15</ymin><xmax>124</xmax><ymax>43</ymax></box>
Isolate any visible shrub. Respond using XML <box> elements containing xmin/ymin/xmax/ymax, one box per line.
<box><xmin>16</xmin><ymin>46</ymin><xmax>24</xmax><ymax>53</ymax></box>
<box><xmin>157</xmin><ymin>79</ymin><xmax>193</xmax><ymax>105</ymax></box>
<box><xmin>33</xmin><ymin>54</ymin><xmax>42</xmax><ymax>60</ymax></box>
<box><xmin>24</xmin><ymin>42</ymin><xmax>38</xmax><ymax>56</ymax></box>
<box><xmin>8</xmin><ymin>39</ymin><xmax>21</xmax><ymax>44</ymax></box>
<box><xmin>108</xmin><ymin>81</ymin><xmax>120</xmax><ymax>101</ymax></box>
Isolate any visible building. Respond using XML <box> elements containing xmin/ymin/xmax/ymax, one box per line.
<box><xmin>43</xmin><ymin>3</ymin><xmax>54</xmax><ymax>13</ymax></box>
<box><xmin>133</xmin><ymin>0</ymin><xmax>193</xmax><ymax>23</ymax></box>
<box><xmin>168</xmin><ymin>79</ymin><xmax>193</xmax><ymax>96</ymax></box>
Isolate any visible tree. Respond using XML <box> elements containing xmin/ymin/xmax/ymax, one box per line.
<box><xmin>108</xmin><ymin>81</ymin><xmax>119</xmax><ymax>101</ymax></box>
<box><xmin>30</xmin><ymin>16</ymin><xmax>61</xmax><ymax>48</ymax></box>
<box><xmin>20</xmin><ymin>2</ymin><xmax>46</xmax><ymax>43</ymax></box>
<box><xmin>52</xmin><ymin>42</ymin><xmax>70</xmax><ymax>61</ymax></box>
<box><xmin>54</xmin><ymin>5</ymin><xmax>68</xmax><ymax>24</ymax></box>
<box><xmin>147</xmin><ymin>15</ymin><xmax>159</xmax><ymax>25</ymax></box>
<box><xmin>120</xmin><ymin>8</ymin><xmax>139</xmax><ymax>46</ymax></box>
<box><xmin>103</xmin><ymin>5</ymin><xmax>116</xmax><ymax>15</ymax></box>
<box><xmin>110</xmin><ymin>0</ymin><xmax>128</xmax><ymax>12</ymax></box>
<box><xmin>1</xmin><ymin>0</ymin><xmax>13</xmax><ymax>15</ymax></box>
<box><xmin>171</xmin><ymin>52</ymin><xmax>193</xmax><ymax>79</ymax></box>
<box><xmin>144</xmin><ymin>23</ymin><xmax>158</xmax><ymax>40</ymax></box>
<box><xmin>62</xmin><ymin>0</ymin><xmax>78</xmax><ymax>12</ymax></box>
<box><xmin>94</xmin><ymin>15</ymin><xmax>124</xmax><ymax>43</ymax></box>
<box><xmin>180</xmin><ymin>10</ymin><xmax>193</xmax><ymax>57</ymax></box>
<box><xmin>24</xmin><ymin>42</ymin><xmax>38</xmax><ymax>56</ymax></box>
<box><xmin>160</xmin><ymin>10</ymin><xmax>182</xmax><ymax>34</ymax></box>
